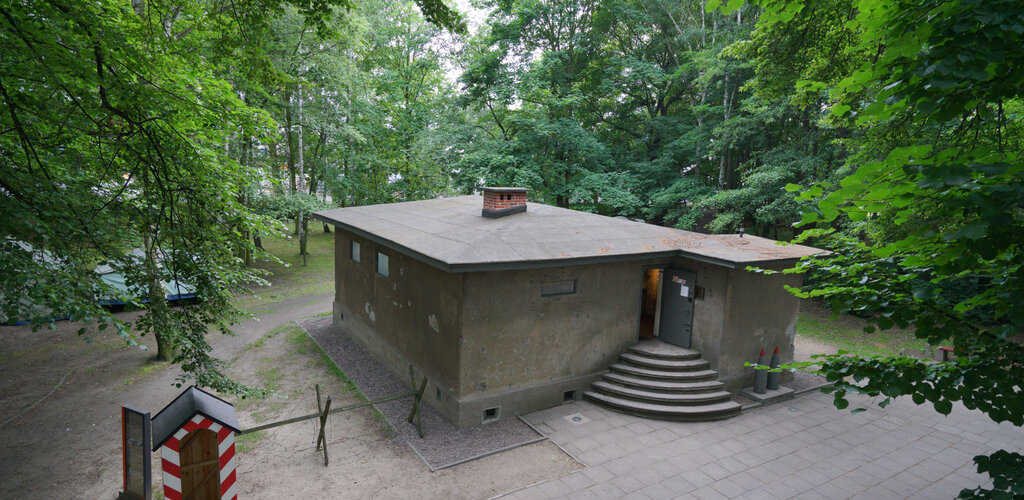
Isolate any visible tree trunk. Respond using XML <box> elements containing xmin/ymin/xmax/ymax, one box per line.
<box><xmin>285</xmin><ymin>88</ymin><xmax>297</xmax><ymax>195</ymax></box>
<box><xmin>270</xmin><ymin>140</ymin><xmax>283</xmax><ymax>195</ymax></box>
<box><xmin>143</xmin><ymin>229</ymin><xmax>174</xmax><ymax>361</ymax></box>
<box><xmin>718</xmin><ymin>150</ymin><xmax>730</xmax><ymax>189</ymax></box>
<box><xmin>299</xmin><ymin>212</ymin><xmax>308</xmax><ymax>266</ymax></box>
<box><xmin>254</xmin><ymin>234</ymin><xmax>263</xmax><ymax>250</ymax></box>
<box><xmin>241</xmin><ymin>134</ymin><xmax>252</xmax><ymax>267</ymax></box>
<box><xmin>296</xmin><ymin>86</ymin><xmax>305</xmax><ymax>194</ymax></box>
<box><xmin>718</xmin><ymin>74</ymin><xmax>734</xmax><ymax>189</ymax></box>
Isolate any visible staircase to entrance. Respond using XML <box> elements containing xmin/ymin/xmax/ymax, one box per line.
<box><xmin>584</xmin><ymin>340</ymin><xmax>741</xmax><ymax>421</ymax></box>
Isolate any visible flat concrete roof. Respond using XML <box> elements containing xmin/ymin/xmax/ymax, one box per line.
<box><xmin>312</xmin><ymin>195</ymin><xmax>823</xmax><ymax>272</ymax></box>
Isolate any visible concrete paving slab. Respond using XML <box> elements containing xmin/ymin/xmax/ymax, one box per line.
<box><xmin>638</xmin><ymin>482</ymin><xmax>677</xmax><ymax>500</ymax></box>
<box><xmin>496</xmin><ymin>389</ymin><xmax>1024</xmax><ymax>499</ymax></box>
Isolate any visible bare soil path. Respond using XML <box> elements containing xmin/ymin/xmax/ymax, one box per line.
<box><xmin>0</xmin><ymin>293</ymin><xmax>577</xmax><ymax>499</ymax></box>
<box><xmin>0</xmin><ymin>232</ymin><xmax>578</xmax><ymax>499</ymax></box>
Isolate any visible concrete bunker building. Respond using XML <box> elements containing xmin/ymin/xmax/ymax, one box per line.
<box><xmin>313</xmin><ymin>188</ymin><xmax>821</xmax><ymax>428</ymax></box>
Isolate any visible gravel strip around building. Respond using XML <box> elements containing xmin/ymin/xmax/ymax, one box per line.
<box><xmin>299</xmin><ymin>316</ymin><xmax>545</xmax><ymax>471</ymax></box>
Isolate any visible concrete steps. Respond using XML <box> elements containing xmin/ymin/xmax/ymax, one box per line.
<box><xmin>619</xmin><ymin>353</ymin><xmax>710</xmax><ymax>371</ymax></box>
<box><xmin>585</xmin><ymin>392</ymin><xmax>741</xmax><ymax>422</ymax></box>
<box><xmin>628</xmin><ymin>342</ymin><xmax>702</xmax><ymax>360</ymax></box>
<box><xmin>609</xmin><ymin>363</ymin><xmax>717</xmax><ymax>381</ymax></box>
<box><xmin>602</xmin><ymin>372</ymin><xmax>726</xmax><ymax>393</ymax></box>
<box><xmin>591</xmin><ymin>381</ymin><xmax>732</xmax><ymax>405</ymax></box>
<box><xmin>585</xmin><ymin>340</ymin><xmax>740</xmax><ymax>422</ymax></box>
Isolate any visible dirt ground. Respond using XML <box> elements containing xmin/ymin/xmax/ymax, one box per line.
<box><xmin>0</xmin><ymin>289</ymin><xmax>577</xmax><ymax>499</ymax></box>
<box><xmin>793</xmin><ymin>335</ymin><xmax>837</xmax><ymax>363</ymax></box>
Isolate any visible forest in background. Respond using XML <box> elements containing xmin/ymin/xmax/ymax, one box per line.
<box><xmin>2</xmin><ymin>1</ymin><xmax>1022</xmax><ymax>496</ymax></box>
<box><xmin>238</xmin><ymin>0</ymin><xmax>849</xmax><ymax>240</ymax></box>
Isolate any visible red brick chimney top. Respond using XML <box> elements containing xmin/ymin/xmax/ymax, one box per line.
<box><xmin>482</xmin><ymin>187</ymin><xmax>528</xmax><ymax>218</ymax></box>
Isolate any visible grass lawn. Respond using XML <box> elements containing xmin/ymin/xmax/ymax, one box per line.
<box><xmin>233</xmin><ymin>227</ymin><xmax>336</xmax><ymax>312</ymax></box>
<box><xmin>798</xmin><ymin>300</ymin><xmax>934</xmax><ymax>358</ymax></box>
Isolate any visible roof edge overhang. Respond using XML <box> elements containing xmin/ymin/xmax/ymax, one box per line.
<box><xmin>150</xmin><ymin>385</ymin><xmax>241</xmax><ymax>450</ymax></box>
<box><xmin>312</xmin><ymin>212</ymin><xmax>813</xmax><ymax>273</ymax></box>
<box><xmin>152</xmin><ymin>409</ymin><xmax>243</xmax><ymax>450</ymax></box>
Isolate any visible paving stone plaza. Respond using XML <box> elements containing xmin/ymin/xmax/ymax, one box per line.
<box><xmin>503</xmin><ymin>390</ymin><xmax>1024</xmax><ymax>499</ymax></box>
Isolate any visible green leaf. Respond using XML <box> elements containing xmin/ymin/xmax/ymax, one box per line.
<box><xmin>876</xmin><ymin>316</ymin><xmax>894</xmax><ymax>330</ymax></box>
<box><xmin>723</xmin><ymin>0</ymin><xmax>744</xmax><ymax>15</ymax></box>
<box><xmin>831</xmin><ymin>103</ymin><xmax>852</xmax><ymax>117</ymax></box>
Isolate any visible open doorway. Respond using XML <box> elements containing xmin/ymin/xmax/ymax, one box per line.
<box><xmin>638</xmin><ymin>268</ymin><xmax>662</xmax><ymax>339</ymax></box>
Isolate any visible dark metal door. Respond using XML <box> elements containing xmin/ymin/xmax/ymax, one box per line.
<box><xmin>658</xmin><ymin>268</ymin><xmax>696</xmax><ymax>348</ymax></box>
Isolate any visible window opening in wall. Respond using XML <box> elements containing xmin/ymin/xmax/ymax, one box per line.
<box><xmin>541</xmin><ymin>279</ymin><xmax>576</xmax><ymax>296</ymax></box>
<box><xmin>376</xmin><ymin>252</ymin><xmax>389</xmax><ymax>277</ymax></box>
<box><xmin>483</xmin><ymin>407</ymin><xmax>499</xmax><ymax>422</ymax></box>
<box><xmin>694</xmin><ymin>286</ymin><xmax>705</xmax><ymax>300</ymax></box>
<box><xmin>351</xmin><ymin>240</ymin><xmax>361</xmax><ymax>263</ymax></box>
<box><xmin>435</xmin><ymin>388</ymin><xmax>442</xmax><ymax>401</ymax></box>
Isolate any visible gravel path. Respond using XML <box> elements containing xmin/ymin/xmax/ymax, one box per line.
<box><xmin>299</xmin><ymin>317</ymin><xmax>545</xmax><ymax>471</ymax></box>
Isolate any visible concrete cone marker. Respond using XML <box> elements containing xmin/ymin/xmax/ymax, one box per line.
<box><xmin>754</xmin><ymin>348</ymin><xmax>768</xmax><ymax>394</ymax></box>
<box><xmin>767</xmin><ymin>346</ymin><xmax>781</xmax><ymax>390</ymax></box>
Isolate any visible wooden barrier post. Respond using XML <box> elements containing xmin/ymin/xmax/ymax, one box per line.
<box><xmin>407</xmin><ymin>376</ymin><xmax>428</xmax><ymax>438</ymax></box>
<box><xmin>315</xmin><ymin>384</ymin><xmax>324</xmax><ymax>451</ymax></box>
<box><xmin>237</xmin><ymin>376</ymin><xmax>432</xmax><ymax>463</ymax></box>
<box><xmin>319</xmin><ymin>397</ymin><xmax>332</xmax><ymax>466</ymax></box>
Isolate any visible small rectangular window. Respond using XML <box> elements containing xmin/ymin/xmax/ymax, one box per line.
<box><xmin>541</xmin><ymin>279</ymin><xmax>576</xmax><ymax>296</ymax></box>
<box><xmin>351</xmin><ymin>240</ymin><xmax>361</xmax><ymax>263</ymax></box>
<box><xmin>376</xmin><ymin>252</ymin><xmax>389</xmax><ymax>277</ymax></box>
<box><xmin>694</xmin><ymin>286</ymin><xmax>705</xmax><ymax>300</ymax></box>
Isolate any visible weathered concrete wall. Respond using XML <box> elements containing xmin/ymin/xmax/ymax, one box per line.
<box><xmin>677</xmin><ymin>259</ymin><xmax>729</xmax><ymax>368</ymax></box>
<box><xmin>717</xmin><ymin>265</ymin><xmax>804</xmax><ymax>391</ymax></box>
<box><xmin>330</xmin><ymin>226</ymin><xmax>803</xmax><ymax>426</ymax></box>
<box><xmin>457</xmin><ymin>261</ymin><xmax>664</xmax><ymax>426</ymax></box>
<box><xmin>331</xmin><ymin>230</ymin><xmax>464</xmax><ymax>421</ymax></box>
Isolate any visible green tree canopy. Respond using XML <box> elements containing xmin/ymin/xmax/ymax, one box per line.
<box><xmin>0</xmin><ymin>0</ymin><xmax>464</xmax><ymax>394</ymax></box>
<box><xmin>713</xmin><ymin>0</ymin><xmax>1024</xmax><ymax>496</ymax></box>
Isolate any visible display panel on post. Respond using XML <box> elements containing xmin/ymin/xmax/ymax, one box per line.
<box><xmin>120</xmin><ymin>405</ymin><xmax>152</xmax><ymax>500</ymax></box>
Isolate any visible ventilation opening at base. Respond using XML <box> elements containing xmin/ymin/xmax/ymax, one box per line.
<box><xmin>483</xmin><ymin>407</ymin><xmax>500</xmax><ymax>422</ymax></box>
<box><xmin>563</xmin><ymin>390</ymin><xmax>577</xmax><ymax>403</ymax></box>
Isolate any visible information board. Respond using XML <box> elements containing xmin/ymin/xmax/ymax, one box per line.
<box><xmin>120</xmin><ymin>405</ymin><xmax>151</xmax><ymax>500</ymax></box>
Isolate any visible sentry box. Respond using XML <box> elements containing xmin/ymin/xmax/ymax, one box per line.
<box><xmin>151</xmin><ymin>386</ymin><xmax>241</xmax><ymax>500</ymax></box>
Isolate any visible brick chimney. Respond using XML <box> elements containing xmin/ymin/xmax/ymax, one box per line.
<box><xmin>481</xmin><ymin>187</ymin><xmax>528</xmax><ymax>218</ymax></box>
